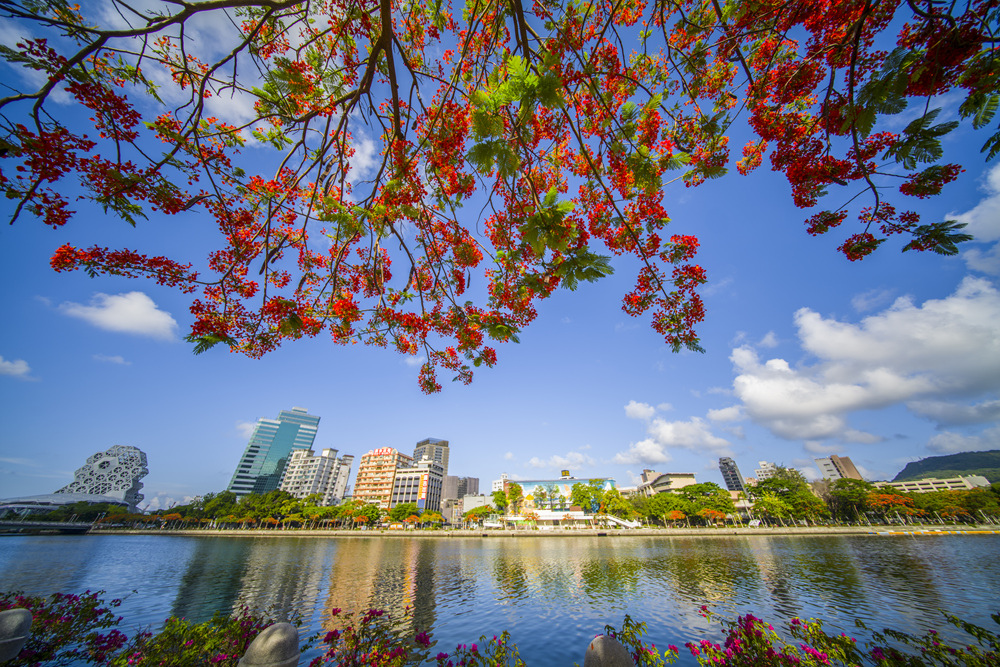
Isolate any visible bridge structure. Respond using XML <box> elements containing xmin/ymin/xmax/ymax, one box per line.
<box><xmin>0</xmin><ymin>520</ymin><xmax>93</xmax><ymax>534</ymax></box>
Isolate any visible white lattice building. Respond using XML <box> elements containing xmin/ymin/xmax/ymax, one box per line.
<box><xmin>55</xmin><ymin>445</ymin><xmax>148</xmax><ymax>510</ymax></box>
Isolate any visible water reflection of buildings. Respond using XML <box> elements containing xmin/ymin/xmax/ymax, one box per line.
<box><xmin>232</xmin><ymin>539</ymin><xmax>331</xmax><ymax>621</ymax></box>
<box><xmin>170</xmin><ymin>538</ymin><xmax>254</xmax><ymax>621</ymax></box>
<box><xmin>169</xmin><ymin>537</ymin><xmax>331</xmax><ymax>624</ymax></box>
<box><xmin>322</xmin><ymin>538</ymin><xmax>438</xmax><ymax>635</ymax></box>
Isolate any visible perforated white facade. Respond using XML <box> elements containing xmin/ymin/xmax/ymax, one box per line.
<box><xmin>54</xmin><ymin>445</ymin><xmax>148</xmax><ymax>510</ymax></box>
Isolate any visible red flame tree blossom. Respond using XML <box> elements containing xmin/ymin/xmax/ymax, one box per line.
<box><xmin>1</xmin><ymin>0</ymin><xmax>996</xmax><ymax>391</ymax></box>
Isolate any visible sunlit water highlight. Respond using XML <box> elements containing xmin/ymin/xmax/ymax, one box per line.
<box><xmin>1</xmin><ymin>533</ymin><xmax>998</xmax><ymax>665</ymax></box>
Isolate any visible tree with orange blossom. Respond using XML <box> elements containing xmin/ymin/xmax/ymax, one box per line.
<box><xmin>1</xmin><ymin>0</ymin><xmax>996</xmax><ymax>390</ymax></box>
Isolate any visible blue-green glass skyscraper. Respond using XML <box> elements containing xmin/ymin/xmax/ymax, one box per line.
<box><xmin>228</xmin><ymin>407</ymin><xmax>320</xmax><ymax>496</ymax></box>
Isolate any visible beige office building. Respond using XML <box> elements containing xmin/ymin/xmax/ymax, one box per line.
<box><xmin>353</xmin><ymin>447</ymin><xmax>413</xmax><ymax>509</ymax></box>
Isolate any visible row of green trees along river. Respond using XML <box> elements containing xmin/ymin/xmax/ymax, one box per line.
<box><xmin>29</xmin><ymin>467</ymin><xmax>999</xmax><ymax>531</ymax></box>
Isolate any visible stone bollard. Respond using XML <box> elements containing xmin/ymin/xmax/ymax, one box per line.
<box><xmin>584</xmin><ymin>634</ymin><xmax>635</xmax><ymax>667</ymax></box>
<box><xmin>0</xmin><ymin>608</ymin><xmax>33</xmax><ymax>664</ymax></box>
<box><xmin>238</xmin><ymin>622</ymin><xmax>300</xmax><ymax>667</ymax></box>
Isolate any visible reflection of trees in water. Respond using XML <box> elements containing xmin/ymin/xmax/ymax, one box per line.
<box><xmin>579</xmin><ymin>555</ymin><xmax>642</xmax><ymax>603</ymax></box>
<box><xmin>170</xmin><ymin>538</ymin><xmax>251</xmax><ymax>622</ymax></box>
<box><xmin>846</xmin><ymin>537</ymin><xmax>943</xmax><ymax>617</ymax></box>
<box><xmin>492</xmin><ymin>550</ymin><xmax>529</xmax><ymax>603</ymax></box>
<box><xmin>322</xmin><ymin>538</ymin><xmax>437</xmax><ymax>636</ymax></box>
<box><xmin>642</xmin><ymin>538</ymin><xmax>758</xmax><ymax>611</ymax></box>
<box><xmin>491</xmin><ymin>540</ymin><xmax>582</xmax><ymax>603</ymax></box>
<box><xmin>766</xmin><ymin>537</ymin><xmax>867</xmax><ymax>617</ymax></box>
<box><xmin>232</xmin><ymin>538</ymin><xmax>331</xmax><ymax>622</ymax></box>
<box><xmin>170</xmin><ymin>537</ymin><xmax>331</xmax><ymax>625</ymax></box>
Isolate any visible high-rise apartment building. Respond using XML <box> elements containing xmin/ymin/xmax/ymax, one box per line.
<box><xmin>390</xmin><ymin>459</ymin><xmax>445</xmax><ymax>511</ymax></box>
<box><xmin>279</xmin><ymin>448</ymin><xmax>354</xmax><ymax>505</ymax></box>
<box><xmin>442</xmin><ymin>476</ymin><xmax>479</xmax><ymax>500</ymax></box>
<box><xmin>718</xmin><ymin>457</ymin><xmax>746</xmax><ymax>493</ymax></box>
<box><xmin>815</xmin><ymin>455</ymin><xmax>863</xmax><ymax>480</ymax></box>
<box><xmin>755</xmin><ymin>461</ymin><xmax>779</xmax><ymax>481</ymax></box>
<box><xmin>353</xmin><ymin>447</ymin><xmax>413</xmax><ymax>509</ymax></box>
<box><xmin>228</xmin><ymin>408</ymin><xmax>320</xmax><ymax>497</ymax></box>
<box><xmin>412</xmin><ymin>438</ymin><xmax>449</xmax><ymax>476</ymax></box>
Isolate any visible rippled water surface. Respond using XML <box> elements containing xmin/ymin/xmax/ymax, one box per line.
<box><xmin>1</xmin><ymin>533</ymin><xmax>998</xmax><ymax>664</ymax></box>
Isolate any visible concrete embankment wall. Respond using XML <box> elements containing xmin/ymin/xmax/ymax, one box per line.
<box><xmin>90</xmin><ymin>525</ymin><xmax>1000</xmax><ymax>538</ymax></box>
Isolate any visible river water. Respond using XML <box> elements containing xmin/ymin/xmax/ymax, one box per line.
<box><xmin>1</xmin><ymin>533</ymin><xmax>998</xmax><ymax>664</ymax></box>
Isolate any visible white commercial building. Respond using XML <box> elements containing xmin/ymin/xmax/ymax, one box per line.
<box><xmin>390</xmin><ymin>458</ymin><xmax>445</xmax><ymax>512</ymax></box>
<box><xmin>279</xmin><ymin>448</ymin><xmax>354</xmax><ymax>505</ymax></box>
<box><xmin>875</xmin><ymin>475</ymin><xmax>990</xmax><ymax>493</ymax></box>
<box><xmin>55</xmin><ymin>444</ymin><xmax>149</xmax><ymax>511</ymax></box>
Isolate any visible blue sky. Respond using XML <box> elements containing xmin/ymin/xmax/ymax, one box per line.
<box><xmin>1</xmin><ymin>8</ymin><xmax>999</xmax><ymax>511</ymax></box>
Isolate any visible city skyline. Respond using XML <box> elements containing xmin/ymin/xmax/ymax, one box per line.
<box><xmin>3</xmin><ymin>135</ymin><xmax>999</xmax><ymax>511</ymax></box>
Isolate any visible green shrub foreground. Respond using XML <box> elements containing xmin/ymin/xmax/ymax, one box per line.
<box><xmin>1</xmin><ymin>590</ymin><xmax>998</xmax><ymax>666</ymax></box>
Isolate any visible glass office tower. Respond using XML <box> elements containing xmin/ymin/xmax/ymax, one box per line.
<box><xmin>228</xmin><ymin>407</ymin><xmax>320</xmax><ymax>496</ymax></box>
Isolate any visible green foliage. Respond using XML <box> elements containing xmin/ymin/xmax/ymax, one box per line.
<box><xmin>602</xmin><ymin>615</ymin><xmax>679</xmax><ymax>666</ymax></box>
<box><xmin>859</xmin><ymin>613</ymin><xmax>1000</xmax><ymax>666</ymax></box>
<box><xmin>602</xmin><ymin>488</ymin><xmax>636</xmax><ymax>520</ymax></box>
<box><xmin>902</xmin><ymin>220</ymin><xmax>973</xmax><ymax>256</ymax></box>
<box><xmin>464</xmin><ymin>504</ymin><xmax>494</xmax><ymax>523</ymax></box>
<box><xmin>750</xmin><ymin>468</ymin><xmax>828</xmax><ymax>522</ymax></box>
<box><xmin>827</xmin><ymin>478</ymin><xmax>874</xmax><ymax>521</ymax></box>
<box><xmin>491</xmin><ymin>489</ymin><xmax>509</xmax><ymax>511</ymax></box>
<box><xmin>107</xmin><ymin>608</ymin><xmax>273</xmax><ymax>666</ymax></box>
<box><xmin>643</xmin><ymin>492</ymin><xmax>689</xmax><ymax>526</ymax></box>
<box><xmin>389</xmin><ymin>503</ymin><xmax>421</xmax><ymax>522</ymax></box>
<box><xmin>4</xmin><ymin>590</ymin><xmax>1000</xmax><ymax>667</ymax></box>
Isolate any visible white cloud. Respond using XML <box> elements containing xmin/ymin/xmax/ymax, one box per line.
<box><xmin>842</xmin><ymin>429</ymin><xmax>885</xmax><ymax>444</ymax></box>
<box><xmin>657</xmin><ymin>402</ymin><xmax>674</xmax><ymax>412</ymax></box>
<box><xmin>803</xmin><ymin>440</ymin><xmax>838</xmax><ymax>454</ymax></box>
<box><xmin>731</xmin><ymin>277</ymin><xmax>1000</xmax><ymax>441</ymax></box>
<box><xmin>347</xmin><ymin>136</ymin><xmax>378</xmax><ymax>185</ymax></box>
<box><xmin>949</xmin><ymin>164</ymin><xmax>1000</xmax><ymax>243</ymax></box>
<box><xmin>504</xmin><ymin>451</ymin><xmax>515</xmax><ymax>460</ymax></box>
<box><xmin>950</xmin><ymin>164</ymin><xmax>1000</xmax><ymax>276</ymax></box>
<box><xmin>624</xmin><ymin>400</ymin><xmax>656</xmax><ymax>420</ymax></box>
<box><xmin>707</xmin><ymin>405</ymin><xmax>742</xmax><ymax>422</ymax></box>
<box><xmin>143</xmin><ymin>494</ymin><xmax>178</xmax><ymax>512</ymax></box>
<box><xmin>852</xmin><ymin>288</ymin><xmax>895</xmax><ymax>313</ymax></box>
<box><xmin>403</xmin><ymin>355</ymin><xmax>427</xmax><ymax>367</ymax></box>
<box><xmin>926</xmin><ymin>426</ymin><xmax>1000</xmax><ymax>454</ymax></box>
<box><xmin>613</xmin><ymin>438</ymin><xmax>673</xmax><ymax>465</ymax></box>
<box><xmin>93</xmin><ymin>354</ymin><xmax>131</xmax><ymax>365</ymax></box>
<box><xmin>60</xmin><ymin>292</ymin><xmax>178</xmax><ymax>340</ymax></box>
<box><xmin>235</xmin><ymin>421</ymin><xmax>257</xmax><ymax>440</ymax></box>
<box><xmin>615</xmin><ymin>416</ymin><xmax>730</xmax><ymax>464</ymax></box>
<box><xmin>758</xmin><ymin>331</ymin><xmax>778</xmax><ymax>348</ymax></box>
<box><xmin>908</xmin><ymin>398</ymin><xmax>1000</xmax><ymax>426</ymax></box>
<box><xmin>0</xmin><ymin>457</ymin><xmax>36</xmax><ymax>466</ymax></box>
<box><xmin>720</xmin><ymin>425</ymin><xmax>745</xmax><ymax>439</ymax></box>
<box><xmin>799</xmin><ymin>466</ymin><xmax>822</xmax><ymax>481</ymax></box>
<box><xmin>0</xmin><ymin>355</ymin><xmax>32</xmax><ymax>379</ymax></box>
<box><xmin>526</xmin><ymin>451</ymin><xmax>595</xmax><ymax>470</ymax></box>
<box><xmin>964</xmin><ymin>245</ymin><xmax>1000</xmax><ymax>276</ymax></box>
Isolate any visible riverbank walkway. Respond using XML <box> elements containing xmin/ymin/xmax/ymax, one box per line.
<box><xmin>84</xmin><ymin>525</ymin><xmax>1000</xmax><ymax>538</ymax></box>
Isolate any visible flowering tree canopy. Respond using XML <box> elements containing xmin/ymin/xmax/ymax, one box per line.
<box><xmin>1</xmin><ymin>0</ymin><xmax>996</xmax><ymax>390</ymax></box>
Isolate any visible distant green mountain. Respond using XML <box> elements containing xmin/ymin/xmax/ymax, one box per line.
<box><xmin>893</xmin><ymin>450</ymin><xmax>1000</xmax><ymax>484</ymax></box>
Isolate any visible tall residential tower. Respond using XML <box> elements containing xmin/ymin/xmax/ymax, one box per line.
<box><xmin>718</xmin><ymin>457</ymin><xmax>746</xmax><ymax>493</ymax></box>
<box><xmin>412</xmin><ymin>438</ymin><xmax>449</xmax><ymax>476</ymax></box>
<box><xmin>228</xmin><ymin>408</ymin><xmax>320</xmax><ymax>497</ymax></box>
<box><xmin>279</xmin><ymin>448</ymin><xmax>354</xmax><ymax>505</ymax></box>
